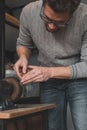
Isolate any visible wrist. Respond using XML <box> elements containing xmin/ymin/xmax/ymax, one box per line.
<box><xmin>20</xmin><ymin>55</ymin><xmax>28</xmax><ymax>60</ymax></box>
<box><xmin>20</xmin><ymin>55</ymin><xmax>28</xmax><ymax>64</ymax></box>
<box><xmin>49</xmin><ymin>67</ymin><xmax>55</xmax><ymax>78</ymax></box>
<box><xmin>49</xmin><ymin>66</ymin><xmax>71</xmax><ymax>79</ymax></box>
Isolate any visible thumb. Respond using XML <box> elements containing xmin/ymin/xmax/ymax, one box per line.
<box><xmin>23</xmin><ymin>65</ymin><xmax>27</xmax><ymax>74</ymax></box>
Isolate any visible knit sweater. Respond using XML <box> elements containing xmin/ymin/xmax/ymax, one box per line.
<box><xmin>17</xmin><ymin>0</ymin><xmax>87</xmax><ymax>79</ymax></box>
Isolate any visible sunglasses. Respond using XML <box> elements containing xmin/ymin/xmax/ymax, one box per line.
<box><xmin>40</xmin><ymin>7</ymin><xmax>71</xmax><ymax>28</ymax></box>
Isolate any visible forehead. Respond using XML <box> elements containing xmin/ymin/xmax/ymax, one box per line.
<box><xmin>43</xmin><ymin>4</ymin><xmax>70</xmax><ymax>20</ymax></box>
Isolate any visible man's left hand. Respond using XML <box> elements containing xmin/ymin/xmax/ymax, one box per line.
<box><xmin>21</xmin><ymin>65</ymin><xmax>52</xmax><ymax>84</ymax></box>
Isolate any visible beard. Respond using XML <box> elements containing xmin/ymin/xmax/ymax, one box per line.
<box><xmin>45</xmin><ymin>23</ymin><xmax>61</xmax><ymax>33</ymax></box>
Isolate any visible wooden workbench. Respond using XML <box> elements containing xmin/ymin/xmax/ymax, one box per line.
<box><xmin>0</xmin><ymin>104</ymin><xmax>56</xmax><ymax>130</ymax></box>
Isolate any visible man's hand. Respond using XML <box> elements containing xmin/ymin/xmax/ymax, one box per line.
<box><xmin>20</xmin><ymin>65</ymin><xmax>52</xmax><ymax>84</ymax></box>
<box><xmin>14</xmin><ymin>57</ymin><xmax>28</xmax><ymax>79</ymax></box>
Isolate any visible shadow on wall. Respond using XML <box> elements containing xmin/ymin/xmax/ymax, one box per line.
<box><xmin>81</xmin><ymin>0</ymin><xmax>87</xmax><ymax>3</ymax></box>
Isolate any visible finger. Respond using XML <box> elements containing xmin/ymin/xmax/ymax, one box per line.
<box><xmin>21</xmin><ymin>75</ymin><xmax>43</xmax><ymax>84</ymax></box>
<box><xmin>21</xmin><ymin>68</ymin><xmax>43</xmax><ymax>83</ymax></box>
<box><xmin>22</xmin><ymin>65</ymin><xmax>27</xmax><ymax>74</ymax></box>
<box><xmin>27</xmin><ymin>65</ymin><xmax>38</xmax><ymax>70</ymax></box>
<box><xmin>21</xmin><ymin>70</ymin><xmax>39</xmax><ymax>82</ymax></box>
<box><xmin>13</xmin><ymin>66</ymin><xmax>22</xmax><ymax>79</ymax></box>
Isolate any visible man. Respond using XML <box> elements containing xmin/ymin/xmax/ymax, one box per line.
<box><xmin>14</xmin><ymin>0</ymin><xmax>87</xmax><ymax>129</ymax></box>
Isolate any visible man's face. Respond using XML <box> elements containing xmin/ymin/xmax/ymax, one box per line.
<box><xmin>40</xmin><ymin>4</ymin><xmax>71</xmax><ymax>32</ymax></box>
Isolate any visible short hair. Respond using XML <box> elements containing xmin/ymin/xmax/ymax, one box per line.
<box><xmin>43</xmin><ymin>0</ymin><xmax>81</xmax><ymax>13</ymax></box>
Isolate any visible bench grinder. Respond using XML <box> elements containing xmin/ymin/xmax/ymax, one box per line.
<box><xmin>0</xmin><ymin>66</ymin><xmax>23</xmax><ymax>111</ymax></box>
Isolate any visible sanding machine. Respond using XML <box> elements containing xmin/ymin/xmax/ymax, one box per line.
<box><xmin>0</xmin><ymin>63</ymin><xmax>23</xmax><ymax>111</ymax></box>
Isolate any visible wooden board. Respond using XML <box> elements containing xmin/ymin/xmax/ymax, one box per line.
<box><xmin>5</xmin><ymin>13</ymin><xmax>19</xmax><ymax>28</ymax></box>
<box><xmin>0</xmin><ymin>104</ymin><xmax>56</xmax><ymax>119</ymax></box>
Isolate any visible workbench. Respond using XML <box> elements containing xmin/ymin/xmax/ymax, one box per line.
<box><xmin>0</xmin><ymin>104</ymin><xmax>55</xmax><ymax>130</ymax></box>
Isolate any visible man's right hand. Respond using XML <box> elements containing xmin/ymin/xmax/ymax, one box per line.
<box><xmin>14</xmin><ymin>56</ymin><xmax>28</xmax><ymax>79</ymax></box>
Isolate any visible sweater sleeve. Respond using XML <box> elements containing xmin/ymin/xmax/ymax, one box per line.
<box><xmin>70</xmin><ymin>14</ymin><xmax>87</xmax><ymax>79</ymax></box>
<box><xmin>16</xmin><ymin>8</ymin><xmax>35</xmax><ymax>49</ymax></box>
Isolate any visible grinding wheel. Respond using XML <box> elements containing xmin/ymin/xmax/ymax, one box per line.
<box><xmin>4</xmin><ymin>77</ymin><xmax>22</xmax><ymax>102</ymax></box>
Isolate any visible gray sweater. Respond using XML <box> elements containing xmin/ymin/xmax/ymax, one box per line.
<box><xmin>17</xmin><ymin>0</ymin><xmax>87</xmax><ymax>79</ymax></box>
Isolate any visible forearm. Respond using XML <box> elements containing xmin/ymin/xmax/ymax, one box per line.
<box><xmin>17</xmin><ymin>46</ymin><xmax>31</xmax><ymax>60</ymax></box>
<box><xmin>50</xmin><ymin>66</ymin><xmax>71</xmax><ymax>79</ymax></box>
<box><xmin>50</xmin><ymin>62</ymin><xmax>87</xmax><ymax>79</ymax></box>
<box><xmin>20</xmin><ymin>65</ymin><xmax>71</xmax><ymax>84</ymax></box>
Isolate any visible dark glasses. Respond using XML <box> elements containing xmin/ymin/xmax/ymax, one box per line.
<box><xmin>40</xmin><ymin>7</ymin><xmax>71</xmax><ymax>28</ymax></box>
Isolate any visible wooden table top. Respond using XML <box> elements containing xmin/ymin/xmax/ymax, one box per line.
<box><xmin>0</xmin><ymin>104</ymin><xmax>56</xmax><ymax>119</ymax></box>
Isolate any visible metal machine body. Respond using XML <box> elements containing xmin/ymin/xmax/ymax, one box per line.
<box><xmin>0</xmin><ymin>77</ymin><xmax>22</xmax><ymax>110</ymax></box>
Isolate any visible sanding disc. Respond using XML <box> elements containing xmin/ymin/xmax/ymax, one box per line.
<box><xmin>4</xmin><ymin>77</ymin><xmax>22</xmax><ymax>101</ymax></box>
